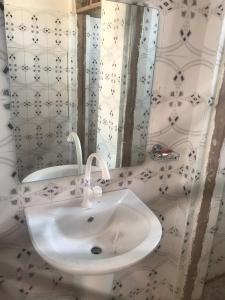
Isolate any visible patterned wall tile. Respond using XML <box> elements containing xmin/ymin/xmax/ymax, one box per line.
<box><xmin>4</xmin><ymin>3</ymin><xmax>76</xmax><ymax>181</ymax></box>
<box><xmin>201</xmin><ymin>140</ymin><xmax>225</xmax><ymax>288</ymax></box>
<box><xmin>0</xmin><ymin>0</ymin><xmax>225</xmax><ymax>300</ymax></box>
<box><xmin>0</xmin><ymin>0</ymin><xmax>17</xmax><ymax>197</ymax></box>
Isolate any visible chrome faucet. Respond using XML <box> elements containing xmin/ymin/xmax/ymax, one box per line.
<box><xmin>82</xmin><ymin>153</ymin><xmax>110</xmax><ymax>208</ymax></box>
<box><xmin>149</xmin><ymin>144</ymin><xmax>180</xmax><ymax>161</ymax></box>
<box><xmin>67</xmin><ymin>132</ymin><xmax>83</xmax><ymax>175</ymax></box>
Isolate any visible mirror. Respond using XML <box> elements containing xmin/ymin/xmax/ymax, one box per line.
<box><xmin>4</xmin><ymin>0</ymin><xmax>159</xmax><ymax>183</ymax></box>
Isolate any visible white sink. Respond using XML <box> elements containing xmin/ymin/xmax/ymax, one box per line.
<box><xmin>22</xmin><ymin>165</ymin><xmax>99</xmax><ymax>183</ymax></box>
<box><xmin>25</xmin><ymin>189</ymin><xmax>162</xmax><ymax>298</ymax></box>
<box><xmin>25</xmin><ymin>189</ymin><xmax>162</xmax><ymax>274</ymax></box>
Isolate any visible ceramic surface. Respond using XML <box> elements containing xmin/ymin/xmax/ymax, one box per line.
<box><xmin>22</xmin><ymin>165</ymin><xmax>99</xmax><ymax>183</ymax></box>
<box><xmin>0</xmin><ymin>0</ymin><xmax>225</xmax><ymax>299</ymax></box>
<box><xmin>25</xmin><ymin>189</ymin><xmax>162</xmax><ymax>275</ymax></box>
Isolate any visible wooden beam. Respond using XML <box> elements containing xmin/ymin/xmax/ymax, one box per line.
<box><xmin>76</xmin><ymin>2</ymin><xmax>101</xmax><ymax>14</ymax></box>
<box><xmin>182</xmin><ymin>68</ymin><xmax>225</xmax><ymax>299</ymax></box>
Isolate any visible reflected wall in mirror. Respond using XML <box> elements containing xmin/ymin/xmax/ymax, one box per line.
<box><xmin>5</xmin><ymin>0</ymin><xmax>78</xmax><ymax>183</ymax></box>
<box><xmin>5</xmin><ymin>0</ymin><xmax>159</xmax><ymax>183</ymax></box>
<box><xmin>75</xmin><ymin>1</ymin><xmax>159</xmax><ymax>168</ymax></box>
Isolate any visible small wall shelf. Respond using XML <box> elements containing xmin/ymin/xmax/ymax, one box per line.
<box><xmin>76</xmin><ymin>0</ymin><xmax>101</xmax><ymax>14</ymax></box>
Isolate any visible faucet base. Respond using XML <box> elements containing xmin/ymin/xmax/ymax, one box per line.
<box><xmin>82</xmin><ymin>186</ymin><xmax>103</xmax><ymax>208</ymax></box>
<box><xmin>81</xmin><ymin>197</ymin><xmax>93</xmax><ymax>208</ymax></box>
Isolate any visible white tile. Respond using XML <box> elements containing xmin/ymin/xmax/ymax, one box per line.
<box><xmin>4</xmin><ymin>5</ymin><xmax>24</xmax><ymax>48</ymax></box>
<box><xmin>22</xmin><ymin>9</ymin><xmax>48</xmax><ymax>50</ymax></box>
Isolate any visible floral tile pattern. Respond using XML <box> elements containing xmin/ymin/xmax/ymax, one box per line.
<box><xmin>194</xmin><ymin>140</ymin><xmax>225</xmax><ymax>300</ymax></box>
<box><xmin>131</xmin><ymin>7</ymin><xmax>159</xmax><ymax>165</ymax></box>
<box><xmin>0</xmin><ymin>0</ymin><xmax>18</xmax><ymax>196</ymax></box>
<box><xmin>4</xmin><ymin>3</ymin><xmax>77</xmax><ymax>181</ymax></box>
<box><xmin>0</xmin><ymin>0</ymin><xmax>225</xmax><ymax>300</ymax></box>
<box><xmin>96</xmin><ymin>3</ymin><xmax>159</xmax><ymax>167</ymax></box>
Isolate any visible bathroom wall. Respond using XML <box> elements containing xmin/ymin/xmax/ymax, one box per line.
<box><xmin>0</xmin><ymin>0</ymin><xmax>17</xmax><ymax>196</ymax></box>
<box><xmin>175</xmin><ymin>5</ymin><xmax>225</xmax><ymax>298</ymax></box>
<box><xmin>0</xmin><ymin>0</ymin><xmax>224</xmax><ymax>300</ymax></box>
<box><xmin>4</xmin><ymin>0</ymin><xmax>77</xmax><ymax>181</ymax></box>
<box><xmin>97</xmin><ymin>3</ymin><xmax>159</xmax><ymax>168</ymax></box>
<box><xmin>131</xmin><ymin>7</ymin><xmax>159</xmax><ymax>165</ymax></box>
<box><xmin>193</xmin><ymin>136</ymin><xmax>225</xmax><ymax>298</ymax></box>
<box><xmin>97</xmin><ymin>2</ymin><xmax>128</xmax><ymax>169</ymax></box>
<box><xmin>207</xmin><ymin>140</ymin><xmax>225</xmax><ymax>279</ymax></box>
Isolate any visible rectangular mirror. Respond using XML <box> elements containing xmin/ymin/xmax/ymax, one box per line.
<box><xmin>4</xmin><ymin>0</ymin><xmax>159</xmax><ymax>183</ymax></box>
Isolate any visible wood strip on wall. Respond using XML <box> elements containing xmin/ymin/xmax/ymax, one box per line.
<box><xmin>76</xmin><ymin>2</ymin><xmax>101</xmax><ymax>14</ymax></box>
<box><xmin>182</xmin><ymin>68</ymin><xmax>225</xmax><ymax>299</ymax></box>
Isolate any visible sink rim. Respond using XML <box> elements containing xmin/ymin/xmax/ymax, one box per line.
<box><xmin>25</xmin><ymin>189</ymin><xmax>162</xmax><ymax>275</ymax></box>
<box><xmin>22</xmin><ymin>164</ymin><xmax>100</xmax><ymax>183</ymax></box>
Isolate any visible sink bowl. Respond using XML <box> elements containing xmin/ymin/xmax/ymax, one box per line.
<box><xmin>22</xmin><ymin>165</ymin><xmax>99</xmax><ymax>183</ymax></box>
<box><xmin>25</xmin><ymin>189</ymin><xmax>162</xmax><ymax>275</ymax></box>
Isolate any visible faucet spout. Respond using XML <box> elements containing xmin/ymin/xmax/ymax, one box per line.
<box><xmin>85</xmin><ymin>153</ymin><xmax>110</xmax><ymax>185</ymax></box>
<box><xmin>82</xmin><ymin>153</ymin><xmax>110</xmax><ymax>208</ymax></box>
<box><xmin>67</xmin><ymin>132</ymin><xmax>83</xmax><ymax>175</ymax></box>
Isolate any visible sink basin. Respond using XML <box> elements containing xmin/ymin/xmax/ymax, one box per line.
<box><xmin>22</xmin><ymin>165</ymin><xmax>99</xmax><ymax>183</ymax></box>
<box><xmin>25</xmin><ymin>189</ymin><xmax>162</xmax><ymax>275</ymax></box>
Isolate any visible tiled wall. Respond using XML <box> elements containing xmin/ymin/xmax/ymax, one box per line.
<box><xmin>195</xmin><ymin>137</ymin><xmax>225</xmax><ymax>299</ymax></box>
<box><xmin>131</xmin><ymin>7</ymin><xmax>159</xmax><ymax>166</ymax></box>
<box><xmin>4</xmin><ymin>1</ymin><xmax>77</xmax><ymax>181</ymax></box>
<box><xmin>0</xmin><ymin>0</ymin><xmax>17</xmax><ymax>196</ymax></box>
<box><xmin>175</xmin><ymin>2</ymin><xmax>225</xmax><ymax>297</ymax></box>
<box><xmin>207</xmin><ymin>140</ymin><xmax>225</xmax><ymax>279</ymax></box>
<box><xmin>97</xmin><ymin>3</ymin><xmax>159</xmax><ymax>168</ymax></box>
<box><xmin>97</xmin><ymin>2</ymin><xmax>128</xmax><ymax>169</ymax></box>
<box><xmin>0</xmin><ymin>0</ymin><xmax>225</xmax><ymax>300</ymax></box>
<box><xmin>202</xmin><ymin>34</ymin><xmax>225</xmax><ymax>282</ymax></box>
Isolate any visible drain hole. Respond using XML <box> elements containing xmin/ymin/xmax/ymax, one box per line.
<box><xmin>91</xmin><ymin>246</ymin><xmax>102</xmax><ymax>255</ymax></box>
<box><xmin>87</xmin><ymin>216</ymin><xmax>94</xmax><ymax>223</ymax></box>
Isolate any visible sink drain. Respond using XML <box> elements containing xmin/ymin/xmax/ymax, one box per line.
<box><xmin>87</xmin><ymin>216</ymin><xmax>94</xmax><ymax>223</ymax></box>
<box><xmin>91</xmin><ymin>246</ymin><xmax>102</xmax><ymax>255</ymax></box>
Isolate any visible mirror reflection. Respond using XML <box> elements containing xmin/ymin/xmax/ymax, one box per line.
<box><xmin>4</xmin><ymin>0</ymin><xmax>159</xmax><ymax>183</ymax></box>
